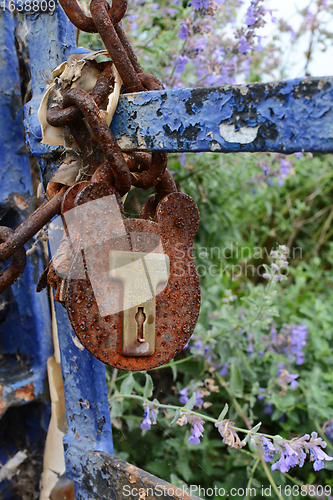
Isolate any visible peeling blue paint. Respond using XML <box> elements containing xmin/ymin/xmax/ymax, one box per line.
<box><xmin>0</xmin><ymin>9</ymin><xmax>53</xmax><ymax>498</ymax></box>
<box><xmin>110</xmin><ymin>79</ymin><xmax>333</xmax><ymax>154</ymax></box>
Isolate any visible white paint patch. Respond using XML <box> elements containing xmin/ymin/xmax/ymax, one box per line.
<box><xmin>210</xmin><ymin>143</ymin><xmax>222</xmax><ymax>151</ymax></box>
<box><xmin>118</xmin><ymin>135</ymin><xmax>135</xmax><ymax>150</ymax></box>
<box><xmin>219</xmin><ymin>123</ymin><xmax>259</xmax><ymax>144</ymax></box>
<box><xmin>72</xmin><ymin>335</ymin><xmax>85</xmax><ymax>351</ymax></box>
<box><xmin>137</xmin><ymin>130</ymin><xmax>146</xmax><ymax>148</ymax></box>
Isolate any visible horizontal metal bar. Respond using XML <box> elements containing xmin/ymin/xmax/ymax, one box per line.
<box><xmin>66</xmin><ymin>445</ymin><xmax>202</xmax><ymax>500</ymax></box>
<box><xmin>110</xmin><ymin>77</ymin><xmax>333</xmax><ymax>154</ymax></box>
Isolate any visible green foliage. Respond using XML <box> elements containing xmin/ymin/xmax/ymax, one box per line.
<box><xmin>107</xmin><ymin>149</ymin><xmax>333</xmax><ymax>499</ymax></box>
<box><xmin>75</xmin><ymin>1</ymin><xmax>333</xmax><ymax>497</ymax></box>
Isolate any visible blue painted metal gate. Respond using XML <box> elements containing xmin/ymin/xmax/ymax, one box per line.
<box><xmin>1</xmin><ymin>2</ymin><xmax>333</xmax><ymax>499</ymax></box>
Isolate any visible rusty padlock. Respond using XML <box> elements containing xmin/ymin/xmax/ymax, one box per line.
<box><xmin>56</xmin><ymin>180</ymin><xmax>200</xmax><ymax>371</ymax></box>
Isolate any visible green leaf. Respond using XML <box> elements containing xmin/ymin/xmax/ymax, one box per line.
<box><xmin>120</xmin><ymin>373</ymin><xmax>135</xmax><ymax>395</ymax></box>
<box><xmin>170</xmin><ymin>359</ymin><xmax>177</xmax><ymax>381</ymax></box>
<box><xmin>110</xmin><ymin>399</ymin><xmax>123</xmax><ymax>419</ymax></box>
<box><xmin>144</xmin><ymin>373</ymin><xmax>154</xmax><ymax>400</ymax></box>
<box><xmin>229</xmin><ymin>363</ymin><xmax>244</xmax><ymax>397</ymax></box>
<box><xmin>171</xmin><ymin>408</ymin><xmax>181</xmax><ymax>425</ymax></box>
<box><xmin>218</xmin><ymin>403</ymin><xmax>229</xmax><ymax>421</ymax></box>
<box><xmin>184</xmin><ymin>393</ymin><xmax>197</xmax><ymax>411</ymax></box>
<box><xmin>251</xmin><ymin>422</ymin><xmax>262</xmax><ymax>433</ymax></box>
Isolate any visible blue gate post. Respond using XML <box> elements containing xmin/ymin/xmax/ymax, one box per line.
<box><xmin>0</xmin><ymin>6</ymin><xmax>53</xmax><ymax>499</ymax></box>
<box><xmin>14</xmin><ymin>2</ymin><xmax>333</xmax><ymax>498</ymax></box>
<box><xmin>23</xmin><ymin>5</ymin><xmax>114</xmax><ymax>498</ymax></box>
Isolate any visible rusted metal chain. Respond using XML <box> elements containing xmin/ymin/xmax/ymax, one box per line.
<box><xmin>62</xmin><ymin>88</ymin><xmax>131</xmax><ymax>195</ymax></box>
<box><xmin>90</xmin><ymin>0</ymin><xmax>145</xmax><ymax>93</ymax></box>
<box><xmin>46</xmin><ymin>61</ymin><xmax>114</xmax><ymax>128</ymax></box>
<box><xmin>0</xmin><ymin>187</ymin><xmax>67</xmax><ymax>263</ymax></box>
<box><xmin>140</xmin><ymin>169</ymin><xmax>177</xmax><ymax>220</ymax></box>
<box><xmin>131</xmin><ymin>152</ymin><xmax>168</xmax><ymax>190</ymax></box>
<box><xmin>0</xmin><ymin>227</ymin><xmax>27</xmax><ymax>294</ymax></box>
<box><xmin>57</xmin><ymin>0</ymin><xmax>127</xmax><ymax>32</ymax></box>
<box><xmin>114</xmin><ymin>23</ymin><xmax>143</xmax><ymax>75</ymax></box>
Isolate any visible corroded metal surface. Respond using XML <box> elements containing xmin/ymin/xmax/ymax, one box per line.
<box><xmin>65</xmin><ymin>192</ymin><xmax>200</xmax><ymax>371</ymax></box>
<box><xmin>90</xmin><ymin>0</ymin><xmax>144</xmax><ymax>93</ymax></box>
<box><xmin>46</xmin><ymin>61</ymin><xmax>115</xmax><ymax>127</ymax></box>
<box><xmin>58</xmin><ymin>0</ymin><xmax>127</xmax><ymax>32</ymax></box>
<box><xmin>0</xmin><ymin>187</ymin><xmax>66</xmax><ymax>264</ymax></box>
<box><xmin>63</xmin><ymin>88</ymin><xmax>132</xmax><ymax>195</ymax></box>
<box><xmin>66</xmin><ymin>445</ymin><xmax>203</xmax><ymax>500</ymax></box>
<box><xmin>111</xmin><ymin>77</ymin><xmax>333</xmax><ymax>154</ymax></box>
<box><xmin>0</xmin><ymin>227</ymin><xmax>27</xmax><ymax>294</ymax></box>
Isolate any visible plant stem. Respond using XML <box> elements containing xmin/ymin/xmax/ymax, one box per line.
<box><xmin>260</xmin><ymin>455</ymin><xmax>285</xmax><ymax>500</ymax></box>
<box><xmin>113</xmin><ymin>355</ymin><xmax>194</xmax><ymax>384</ymax></box>
<box><xmin>217</xmin><ymin>374</ymin><xmax>284</xmax><ymax>500</ymax></box>
<box><xmin>246</xmin><ymin>457</ymin><xmax>260</xmax><ymax>500</ymax></box>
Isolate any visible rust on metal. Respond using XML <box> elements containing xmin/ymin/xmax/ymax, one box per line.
<box><xmin>0</xmin><ymin>387</ymin><xmax>6</xmax><ymax>414</ymax></box>
<box><xmin>90</xmin><ymin>0</ymin><xmax>145</xmax><ymax>93</ymax></box>
<box><xmin>65</xmin><ymin>192</ymin><xmax>200</xmax><ymax>371</ymax></box>
<box><xmin>67</xmin><ymin>446</ymin><xmax>203</xmax><ymax>500</ymax></box>
<box><xmin>137</xmin><ymin>72</ymin><xmax>165</xmax><ymax>91</ymax></box>
<box><xmin>63</xmin><ymin>88</ymin><xmax>131</xmax><ymax>195</ymax></box>
<box><xmin>57</xmin><ymin>0</ymin><xmax>127</xmax><ymax>33</ymax></box>
<box><xmin>0</xmin><ymin>187</ymin><xmax>67</xmax><ymax>263</ymax></box>
<box><xmin>15</xmin><ymin>383</ymin><xmax>35</xmax><ymax>402</ymax></box>
<box><xmin>46</xmin><ymin>61</ymin><xmax>115</xmax><ymax>128</ymax></box>
<box><xmin>155</xmin><ymin>168</ymin><xmax>177</xmax><ymax>199</ymax></box>
<box><xmin>114</xmin><ymin>23</ymin><xmax>143</xmax><ymax>75</ymax></box>
<box><xmin>0</xmin><ymin>381</ymin><xmax>36</xmax><ymax>416</ymax></box>
<box><xmin>0</xmin><ymin>227</ymin><xmax>27</xmax><ymax>294</ymax></box>
<box><xmin>131</xmin><ymin>152</ymin><xmax>168</xmax><ymax>190</ymax></box>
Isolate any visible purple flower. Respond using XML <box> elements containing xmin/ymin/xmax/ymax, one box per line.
<box><xmin>188</xmin><ymin>417</ymin><xmax>205</xmax><ymax>445</ymax></box>
<box><xmin>179</xmin><ymin>153</ymin><xmax>186</xmax><ymax>166</ymax></box>
<box><xmin>255</xmin><ymin>35</ymin><xmax>264</xmax><ymax>52</ymax></box>
<box><xmin>267</xmin><ymin>8</ymin><xmax>278</xmax><ymax>23</ymax></box>
<box><xmin>279</xmin><ymin>158</ymin><xmax>291</xmax><ymax>178</ymax></box>
<box><xmin>263</xmin><ymin>402</ymin><xmax>273</xmax><ymax>415</ymax></box>
<box><xmin>246</xmin><ymin>6</ymin><xmax>256</xmax><ymax>26</ymax></box>
<box><xmin>287</xmin><ymin>373</ymin><xmax>299</xmax><ymax>389</ymax></box>
<box><xmin>178</xmin><ymin>23</ymin><xmax>189</xmax><ymax>40</ymax></box>
<box><xmin>257</xmin><ymin>388</ymin><xmax>265</xmax><ymax>401</ymax></box>
<box><xmin>179</xmin><ymin>387</ymin><xmax>204</xmax><ymax>407</ymax></box>
<box><xmin>290</xmin><ymin>324</ymin><xmax>308</xmax><ymax>365</ymax></box>
<box><xmin>194</xmin><ymin>38</ymin><xmax>208</xmax><ymax>54</ymax></box>
<box><xmin>238</xmin><ymin>36</ymin><xmax>249</xmax><ymax>54</ymax></box>
<box><xmin>323</xmin><ymin>419</ymin><xmax>333</xmax><ymax>440</ymax></box>
<box><xmin>192</xmin><ymin>0</ymin><xmax>203</xmax><ymax>8</ymax></box>
<box><xmin>175</xmin><ymin>55</ymin><xmax>190</xmax><ymax>73</ymax></box>
<box><xmin>219</xmin><ymin>363</ymin><xmax>229</xmax><ymax>377</ymax></box>
<box><xmin>150</xmin><ymin>408</ymin><xmax>157</xmax><ymax>424</ymax></box>
<box><xmin>262</xmin><ymin>437</ymin><xmax>277</xmax><ymax>462</ymax></box>
<box><xmin>140</xmin><ymin>407</ymin><xmax>152</xmax><ymax>430</ymax></box>
<box><xmin>126</xmin><ymin>14</ymin><xmax>138</xmax><ymax>30</ymax></box>
<box><xmin>272</xmin><ymin>451</ymin><xmax>289</xmax><ymax>473</ymax></box>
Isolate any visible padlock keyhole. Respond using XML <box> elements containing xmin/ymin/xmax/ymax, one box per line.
<box><xmin>135</xmin><ymin>307</ymin><xmax>146</xmax><ymax>343</ymax></box>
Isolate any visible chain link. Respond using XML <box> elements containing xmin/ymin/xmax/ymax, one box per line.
<box><xmin>0</xmin><ymin>0</ymin><xmax>176</xmax><ymax>292</ymax></box>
